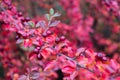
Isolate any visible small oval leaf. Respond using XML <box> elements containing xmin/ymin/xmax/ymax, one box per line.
<box><xmin>53</xmin><ymin>13</ymin><xmax>61</xmax><ymax>17</ymax></box>
<box><xmin>45</xmin><ymin>14</ymin><xmax>50</xmax><ymax>20</ymax></box>
<box><xmin>49</xmin><ymin>20</ymin><xmax>60</xmax><ymax>27</ymax></box>
<box><xmin>50</xmin><ymin>8</ymin><xmax>54</xmax><ymax>15</ymax></box>
<box><xmin>36</xmin><ymin>20</ymin><xmax>46</xmax><ymax>28</ymax></box>
<box><xmin>30</xmin><ymin>70</ymin><xmax>40</xmax><ymax>79</ymax></box>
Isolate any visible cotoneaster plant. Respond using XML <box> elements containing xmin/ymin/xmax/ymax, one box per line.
<box><xmin>0</xmin><ymin>0</ymin><xmax>120</xmax><ymax>80</ymax></box>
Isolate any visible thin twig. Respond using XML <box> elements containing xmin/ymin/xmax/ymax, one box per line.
<box><xmin>57</xmin><ymin>53</ymin><xmax>94</xmax><ymax>73</ymax></box>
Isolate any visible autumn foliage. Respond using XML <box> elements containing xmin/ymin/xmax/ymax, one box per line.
<box><xmin>0</xmin><ymin>0</ymin><xmax>120</xmax><ymax>80</ymax></box>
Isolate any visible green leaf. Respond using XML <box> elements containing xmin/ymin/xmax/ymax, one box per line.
<box><xmin>45</xmin><ymin>14</ymin><xmax>50</xmax><ymax>20</ymax></box>
<box><xmin>28</xmin><ymin>21</ymin><xmax>35</xmax><ymax>27</ymax></box>
<box><xmin>50</xmin><ymin>8</ymin><xmax>54</xmax><ymax>15</ymax></box>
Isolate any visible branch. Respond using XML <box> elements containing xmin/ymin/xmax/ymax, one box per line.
<box><xmin>57</xmin><ymin>53</ymin><xmax>94</xmax><ymax>73</ymax></box>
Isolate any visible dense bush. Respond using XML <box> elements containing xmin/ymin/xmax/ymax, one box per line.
<box><xmin>0</xmin><ymin>0</ymin><xmax>120</xmax><ymax>80</ymax></box>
